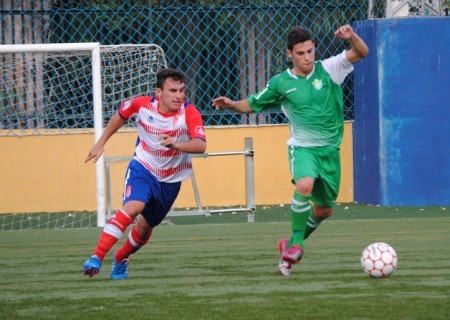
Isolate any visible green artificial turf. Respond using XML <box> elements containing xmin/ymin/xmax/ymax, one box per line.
<box><xmin>0</xmin><ymin>204</ymin><xmax>449</xmax><ymax>319</ymax></box>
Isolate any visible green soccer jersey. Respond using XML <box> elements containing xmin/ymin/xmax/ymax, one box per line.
<box><xmin>248</xmin><ymin>51</ymin><xmax>354</xmax><ymax>148</ymax></box>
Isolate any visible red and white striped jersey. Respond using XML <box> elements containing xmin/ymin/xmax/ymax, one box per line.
<box><xmin>118</xmin><ymin>96</ymin><xmax>206</xmax><ymax>183</ymax></box>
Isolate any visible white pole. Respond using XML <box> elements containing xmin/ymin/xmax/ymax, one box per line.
<box><xmin>245</xmin><ymin>137</ymin><xmax>256</xmax><ymax>222</ymax></box>
<box><xmin>0</xmin><ymin>43</ymin><xmax>106</xmax><ymax>227</ymax></box>
<box><xmin>0</xmin><ymin>42</ymin><xmax>100</xmax><ymax>53</ymax></box>
<box><xmin>91</xmin><ymin>44</ymin><xmax>106</xmax><ymax>227</ymax></box>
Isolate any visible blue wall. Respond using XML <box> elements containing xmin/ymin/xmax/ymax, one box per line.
<box><xmin>353</xmin><ymin>18</ymin><xmax>450</xmax><ymax>206</ymax></box>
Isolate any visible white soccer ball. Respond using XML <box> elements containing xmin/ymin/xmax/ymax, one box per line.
<box><xmin>361</xmin><ymin>242</ymin><xmax>398</xmax><ymax>278</ymax></box>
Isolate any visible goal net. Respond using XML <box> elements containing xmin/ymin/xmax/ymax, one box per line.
<box><xmin>0</xmin><ymin>43</ymin><xmax>167</xmax><ymax>230</ymax></box>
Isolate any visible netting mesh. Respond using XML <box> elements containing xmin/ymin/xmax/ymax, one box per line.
<box><xmin>0</xmin><ymin>0</ymin><xmax>380</xmax><ymax>132</ymax></box>
<box><xmin>1</xmin><ymin>1</ymin><xmax>446</xmax><ymax>130</ymax></box>
<box><xmin>0</xmin><ymin>45</ymin><xmax>167</xmax><ymax>134</ymax></box>
<box><xmin>101</xmin><ymin>45</ymin><xmax>168</xmax><ymax>127</ymax></box>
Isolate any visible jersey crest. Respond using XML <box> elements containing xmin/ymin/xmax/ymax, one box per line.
<box><xmin>312</xmin><ymin>78</ymin><xmax>323</xmax><ymax>90</ymax></box>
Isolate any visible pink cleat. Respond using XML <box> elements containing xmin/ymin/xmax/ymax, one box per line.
<box><xmin>277</xmin><ymin>238</ymin><xmax>292</xmax><ymax>276</ymax></box>
<box><xmin>282</xmin><ymin>244</ymin><xmax>303</xmax><ymax>264</ymax></box>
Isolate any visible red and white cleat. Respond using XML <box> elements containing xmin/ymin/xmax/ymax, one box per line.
<box><xmin>282</xmin><ymin>244</ymin><xmax>303</xmax><ymax>264</ymax></box>
<box><xmin>277</xmin><ymin>238</ymin><xmax>292</xmax><ymax>276</ymax></box>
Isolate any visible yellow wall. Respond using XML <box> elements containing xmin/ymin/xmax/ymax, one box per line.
<box><xmin>0</xmin><ymin>123</ymin><xmax>353</xmax><ymax>213</ymax></box>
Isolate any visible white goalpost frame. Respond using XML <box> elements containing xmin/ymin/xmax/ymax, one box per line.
<box><xmin>1</xmin><ymin>43</ymin><xmax>256</xmax><ymax>228</ymax></box>
<box><xmin>0</xmin><ymin>43</ymin><xmax>106</xmax><ymax>227</ymax></box>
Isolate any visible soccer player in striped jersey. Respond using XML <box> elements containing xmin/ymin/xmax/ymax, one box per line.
<box><xmin>213</xmin><ymin>24</ymin><xmax>368</xmax><ymax>276</ymax></box>
<box><xmin>83</xmin><ymin>68</ymin><xmax>206</xmax><ymax>279</ymax></box>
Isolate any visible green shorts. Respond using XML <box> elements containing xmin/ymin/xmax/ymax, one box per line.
<box><xmin>288</xmin><ymin>146</ymin><xmax>341</xmax><ymax>208</ymax></box>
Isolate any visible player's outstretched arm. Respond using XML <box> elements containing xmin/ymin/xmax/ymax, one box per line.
<box><xmin>85</xmin><ymin>112</ymin><xmax>125</xmax><ymax>163</ymax></box>
<box><xmin>212</xmin><ymin>97</ymin><xmax>253</xmax><ymax>113</ymax></box>
<box><xmin>334</xmin><ymin>24</ymin><xmax>369</xmax><ymax>64</ymax></box>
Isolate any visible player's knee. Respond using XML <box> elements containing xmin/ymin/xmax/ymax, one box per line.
<box><xmin>122</xmin><ymin>200</ymin><xmax>145</xmax><ymax>218</ymax></box>
<box><xmin>296</xmin><ymin>177</ymin><xmax>314</xmax><ymax>195</ymax></box>
<box><xmin>135</xmin><ymin>216</ymin><xmax>152</xmax><ymax>238</ymax></box>
<box><xmin>314</xmin><ymin>205</ymin><xmax>333</xmax><ymax>219</ymax></box>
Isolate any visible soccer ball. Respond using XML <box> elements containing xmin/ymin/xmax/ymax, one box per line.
<box><xmin>361</xmin><ymin>242</ymin><xmax>398</xmax><ymax>278</ymax></box>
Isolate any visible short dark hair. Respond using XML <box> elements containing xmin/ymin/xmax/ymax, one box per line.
<box><xmin>156</xmin><ymin>68</ymin><xmax>187</xmax><ymax>89</ymax></box>
<box><xmin>287</xmin><ymin>27</ymin><xmax>314</xmax><ymax>51</ymax></box>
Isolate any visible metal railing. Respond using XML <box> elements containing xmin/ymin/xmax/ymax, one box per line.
<box><xmin>104</xmin><ymin>137</ymin><xmax>256</xmax><ymax>223</ymax></box>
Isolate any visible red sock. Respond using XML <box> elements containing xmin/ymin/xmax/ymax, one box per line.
<box><xmin>93</xmin><ymin>210</ymin><xmax>133</xmax><ymax>261</ymax></box>
<box><xmin>115</xmin><ymin>225</ymin><xmax>152</xmax><ymax>263</ymax></box>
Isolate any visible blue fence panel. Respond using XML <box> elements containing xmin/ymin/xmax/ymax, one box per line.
<box><xmin>354</xmin><ymin>17</ymin><xmax>450</xmax><ymax>206</ymax></box>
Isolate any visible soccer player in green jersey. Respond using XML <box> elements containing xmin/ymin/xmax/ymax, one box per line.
<box><xmin>212</xmin><ymin>24</ymin><xmax>368</xmax><ymax>276</ymax></box>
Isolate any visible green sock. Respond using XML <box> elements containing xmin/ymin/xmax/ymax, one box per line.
<box><xmin>304</xmin><ymin>213</ymin><xmax>324</xmax><ymax>240</ymax></box>
<box><xmin>288</xmin><ymin>191</ymin><xmax>312</xmax><ymax>249</ymax></box>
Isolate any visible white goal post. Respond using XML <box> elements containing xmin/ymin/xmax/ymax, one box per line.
<box><xmin>0</xmin><ymin>43</ymin><xmax>105</xmax><ymax>226</ymax></box>
<box><xmin>0</xmin><ymin>43</ymin><xmax>256</xmax><ymax>230</ymax></box>
<box><xmin>0</xmin><ymin>43</ymin><xmax>168</xmax><ymax>229</ymax></box>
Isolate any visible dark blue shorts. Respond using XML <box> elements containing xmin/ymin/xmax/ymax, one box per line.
<box><xmin>123</xmin><ymin>160</ymin><xmax>181</xmax><ymax>227</ymax></box>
